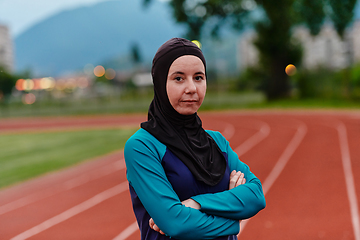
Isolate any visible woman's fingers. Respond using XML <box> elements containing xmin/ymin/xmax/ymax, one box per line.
<box><xmin>236</xmin><ymin>172</ymin><xmax>245</xmax><ymax>186</ymax></box>
<box><xmin>149</xmin><ymin>218</ymin><xmax>154</xmax><ymax>228</ymax></box>
<box><xmin>149</xmin><ymin>218</ymin><xmax>165</xmax><ymax>235</ymax></box>
<box><xmin>229</xmin><ymin>170</ymin><xmax>241</xmax><ymax>189</ymax></box>
<box><xmin>229</xmin><ymin>171</ymin><xmax>246</xmax><ymax>189</ymax></box>
<box><xmin>153</xmin><ymin>224</ymin><xmax>161</xmax><ymax>232</ymax></box>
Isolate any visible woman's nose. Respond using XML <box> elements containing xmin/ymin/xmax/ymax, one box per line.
<box><xmin>185</xmin><ymin>79</ymin><xmax>197</xmax><ymax>93</ymax></box>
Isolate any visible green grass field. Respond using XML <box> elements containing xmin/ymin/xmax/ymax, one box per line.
<box><xmin>0</xmin><ymin>128</ymin><xmax>137</xmax><ymax>189</ymax></box>
<box><xmin>1</xmin><ymin>91</ymin><xmax>359</xmax><ymax>119</ymax></box>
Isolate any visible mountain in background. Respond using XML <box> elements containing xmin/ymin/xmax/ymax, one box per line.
<box><xmin>15</xmin><ymin>0</ymin><xmax>360</xmax><ymax>77</ymax></box>
<box><xmin>14</xmin><ymin>0</ymin><xmax>187</xmax><ymax>77</ymax></box>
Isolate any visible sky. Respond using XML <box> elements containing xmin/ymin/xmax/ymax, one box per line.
<box><xmin>2</xmin><ymin>0</ymin><xmax>359</xmax><ymax>39</ymax></box>
<box><xmin>0</xmin><ymin>0</ymin><xmax>113</xmax><ymax>37</ymax></box>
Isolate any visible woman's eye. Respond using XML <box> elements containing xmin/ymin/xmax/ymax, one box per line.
<box><xmin>195</xmin><ymin>76</ymin><xmax>203</xmax><ymax>81</ymax></box>
<box><xmin>175</xmin><ymin>77</ymin><xmax>182</xmax><ymax>81</ymax></box>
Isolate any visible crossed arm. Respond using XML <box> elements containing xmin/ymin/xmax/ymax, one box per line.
<box><xmin>149</xmin><ymin>170</ymin><xmax>247</xmax><ymax>235</ymax></box>
<box><xmin>125</xmin><ymin>130</ymin><xmax>265</xmax><ymax>239</ymax></box>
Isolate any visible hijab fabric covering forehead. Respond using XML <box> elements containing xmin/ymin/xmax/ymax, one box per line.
<box><xmin>141</xmin><ymin>38</ymin><xmax>226</xmax><ymax>186</ymax></box>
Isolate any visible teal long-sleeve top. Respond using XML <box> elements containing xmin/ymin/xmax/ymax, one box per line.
<box><xmin>124</xmin><ymin>128</ymin><xmax>266</xmax><ymax>240</ymax></box>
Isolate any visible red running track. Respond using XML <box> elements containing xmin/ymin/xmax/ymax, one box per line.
<box><xmin>0</xmin><ymin>110</ymin><xmax>359</xmax><ymax>240</ymax></box>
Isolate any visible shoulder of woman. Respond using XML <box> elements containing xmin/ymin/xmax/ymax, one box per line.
<box><xmin>205</xmin><ymin>129</ymin><xmax>225</xmax><ymax>139</ymax></box>
<box><xmin>125</xmin><ymin>128</ymin><xmax>167</xmax><ymax>159</ymax></box>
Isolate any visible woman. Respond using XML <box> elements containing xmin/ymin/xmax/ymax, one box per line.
<box><xmin>124</xmin><ymin>38</ymin><xmax>265</xmax><ymax>240</ymax></box>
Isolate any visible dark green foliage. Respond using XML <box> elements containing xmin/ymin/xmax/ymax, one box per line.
<box><xmin>0</xmin><ymin>67</ymin><xmax>17</xmax><ymax>103</ymax></box>
<box><xmin>293</xmin><ymin>66</ymin><xmax>360</xmax><ymax>99</ymax></box>
<box><xmin>328</xmin><ymin>0</ymin><xmax>357</xmax><ymax>38</ymax></box>
<box><xmin>237</xmin><ymin>67</ymin><xmax>265</xmax><ymax>91</ymax></box>
<box><xmin>253</xmin><ymin>0</ymin><xmax>303</xmax><ymax>99</ymax></box>
<box><xmin>143</xmin><ymin>0</ymin><xmax>358</xmax><ymax>100</ymax></box>
<box><xmin>349</xmin><ymin>64</ymin><xmax>360</xmax><ymax>99</ymax></box>
<box><xmin>143</xmin><ymin>0</ymin><xmax>249</xmax><ymax>39</ymax></box>
<box><xmin>297</xmin><ymin>0</ymin><xmax>326</xmax><ymax>36</ymax></box>
<box><xmin>294</xmin><ymin>67</ymin><xmax>342</xmax><ymax>99</ymax></box>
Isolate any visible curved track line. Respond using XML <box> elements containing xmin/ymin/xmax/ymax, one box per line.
<box><xmin>221</xmin><ymin>122</ymin><xmax>236</xmax><ymax>140</ymax></box>
<box><xmin>112</xmin><ymin>222</ymin><xmax>139</xmax><ymax>240</ymax></box>
<box><xmin>10</xmin><ymin>181</ymin><xmax>129</xmax><ymax>240</ymax></box>
<box><xmin>0</xmin><ymin>159</ymin><xmax>125</xmax><ymax>216</ymax></box>
<box><xmin>262</xmin><ymin>121</ymin><xmax>307</xmax><ymax>195</ymax></box>
<box><xmin>205</xmin><ymin>119</ymin><xmax>236</xmax><ymax>140</ymax></box>
<box><xmin>336</xmin><ymin>122</ymin><xmax>360</xmax><ymax>240</ymax></box>
<box><xmin>234</xmin><ymin>120</ymin><xmax>270</xmax><ymax>157</ymax></box>
<box><xmin>238</xmin><ymin>119</ymin><xmax>307</xmax><ymax>236</ymax></box>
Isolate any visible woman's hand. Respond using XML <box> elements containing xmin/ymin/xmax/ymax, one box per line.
<box><xmin>182</xmin><ymin>198</ymin><xmax>200</xmax><ymax>209</ymax></box>
<box><xmin>229</xmin><ymin>170</ymin><xmax>246</xmax><ymax>228</ymax></box>
<box><xmin>229</xmin><ymin>170</ymin><xmax>246</xmax><ymax>189</ymax></box>
<box><xmin>149</xmin><ymin>218</ymin><xmax>165</xmax><ymax>235</ymax></box>
<box><xmin>149</xmin><ymin>171</ymin><xmax>246</xmax><ymax>234</ymax></box>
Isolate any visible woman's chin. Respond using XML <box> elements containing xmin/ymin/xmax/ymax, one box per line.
<box><xmin>175</xmin><ymin>107</ymin><xmax>198</xmax><ymax>115</ymax></box>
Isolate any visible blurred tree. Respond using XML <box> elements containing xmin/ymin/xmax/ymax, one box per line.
<box><xmin>131</xmin><ymin>42</ymin><xmax>142</xmax><ymax>65</ymax></box>
<box><xmin>143</xmin><ymin>0</ymin><xmax>358</xmax><ymax>100</ymax></box>
<box><xmin>0</xmin><ymin>67</ymin><xmax>17</xmax><ymax>104</ymax></box>
<box><xmin>327</xmin><ymin>0</ymin><xmax>357</xmax><ymax>97</ymax></box>
<box><xmin>328</xmin><ymin>0</ymin><xmax>357</xmax><ymax>38</ymax></box>
<box><xmin>298</xmin><ymin>0</ymin><xmax>326</xmax><ymax>36</ymax></box>
<box><xmin>252</xmin><ymin>0</ymin><xmax>302</xmax><ymax>99</ymax></box>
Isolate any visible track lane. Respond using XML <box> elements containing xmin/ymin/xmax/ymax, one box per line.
<box><xmin>24</xmin><ymin>188</ymin><xmax>135</xmax><ymax>240</ymax></box>
<box><xmin>3</xmin><ymin>169</ymin><xmax>128</xmax><ymax>240</ymax></box>
<box><xmin>240</xmin><ymin>115</ymin><xmax>356</xmax><ymax>239</ymax></box>
<box><xmin>1</xmin><ymin>111</ymin><xmax>359</xmax><ymax>240</ymax></box>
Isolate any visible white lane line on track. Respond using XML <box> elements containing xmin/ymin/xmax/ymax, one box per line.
<box><xmin>10</xmin><ymin>181</ymin><xmax>129</xmax><ymax>240</ymax></box>
<box><xmin>234</xmin><ymin>120</ymin><xmax>270</xmax><ymax>157</ymax></box>
<box><xmin>337</xmin><ymin>122</ymin><xmax>360</xmax><ymax>240</ymax></box>
<box><xmin>113</xmin><ymin>222</ymin><xmax>139</xmax><ymax>240</ymax></box>
<box><xmin>0</xmin><ymin>159</ymin><xmax>125</xmax><ymax>216</ymax></box>
<box><xmin>222</xmin><ymin>122</ymin><xmax>236</xmax><ymax>140</ymax></box>
<box><xmin>238</xmin><ymin>120</ymin><xmax>307</xmax><ymax>235</ymax></box>
<box><xmin>262</xmin><ymin>121</ymin><xmax>307</xmax><ymax>195</ymax></box>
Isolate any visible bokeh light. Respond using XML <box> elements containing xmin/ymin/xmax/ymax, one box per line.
<box><xmin>105</xmin><ymin>68</ymin><xmax>116</xmax><ymax>80</ymax></box>
<box><xmin>23</xmin><ymin>79</ymin><xmax>35</xmax><ymax>91</ymax></box>
<box><xmin>241</xmin><ymin>0</ymin><xmax>257</xmax><ymax>10</ymax></box>
<box><xmin>40</xmin><ymin>77</ymin><xmax>56</xmax><ymax>90</ymax></box>
<box><xmin>285</xmin><ymin>64</ymin><xmax>297</xmax><ymax>76</ymax></box>
<box><xmin>192</xmin><ymin>40</ymin><xmax>202</xmax><ymax>49</ymax></box>
<box><xmin>194</xmin><ymin>5</ymin><xmax>207</xmax><ymax>17</ymax></box>
<box><xmin>15</xmin><ymin>79</ymin><xmax>24</xmax><ymax>91</ymax></box>
<box><xmin>94</xmin><ymin>65</ymin><xmax>105</xmax><ymax>77</ymax></box>
<box><xmin>22</xmin><ymin>93</ymin><xmax>36</xmax><ymax>105</ymax></box>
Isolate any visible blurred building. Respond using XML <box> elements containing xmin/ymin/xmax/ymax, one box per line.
<box><xmin>0</xmin><ymin>24</ymin><xmax>14</xmax><ymax>71</ymax></box>
<box><xmin>239</xmin><ymin>20</ymin><xmax>360</xmax><ymax>70</ymax></box>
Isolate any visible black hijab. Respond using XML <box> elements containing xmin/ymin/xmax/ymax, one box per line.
<box><xmin>141</xmin><ymin>38</ymin><xmax>226</xmax><ymax>186</ymax></box>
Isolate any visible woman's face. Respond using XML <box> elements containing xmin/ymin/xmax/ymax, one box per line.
<box><xmin>166</xmin><ymin>55</ymin><xmax>206</xmax><ymax>115</ymax></box>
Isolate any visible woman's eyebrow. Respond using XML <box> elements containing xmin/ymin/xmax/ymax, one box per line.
<box><xmin>169</xmin><ymin>71</ymin><xmax>205</xmax><ymax>76</ymax></box>
<box><xmin>169</xmin><ymin>71</ymin><xmax>185</xmax><ymax>76</ymax></box>
<box><xmin>195</xmin><ymin>71</ymin><xmax>205</xmax><ymax>75</ymax></box>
